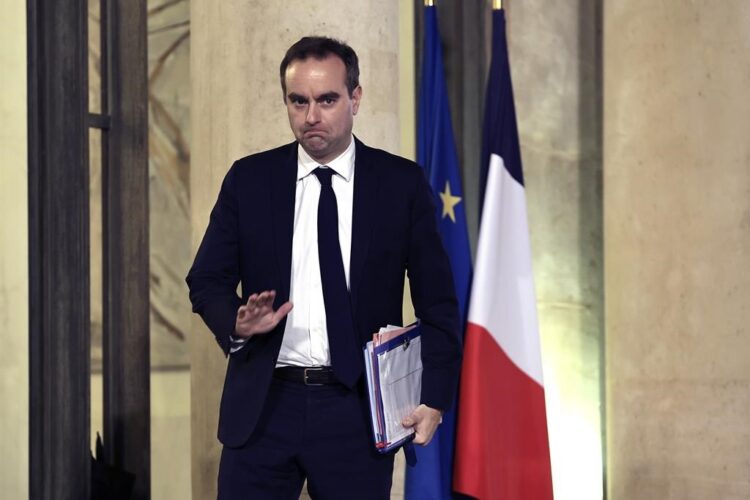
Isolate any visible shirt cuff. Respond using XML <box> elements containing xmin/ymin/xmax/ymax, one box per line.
<box><xmin>229</xmin><ymin>334</ymin><xmax>249</xmax><ymax>354</ymax></box>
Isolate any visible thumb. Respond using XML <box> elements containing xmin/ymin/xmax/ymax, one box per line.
<box><xmin>402</xmin><ymin>410</ymin><xmax>420</xmax><ymax>427</ymax></box>
<box><xmin>274</xmin><ymin>301</ymin><xmax>294</xmax><ymax>321</ymax></box>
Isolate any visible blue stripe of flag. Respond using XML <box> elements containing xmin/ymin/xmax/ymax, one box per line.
<box><xmin>479</xmin><ymin>9</ymin><xmax>524</xmax><ymax>217</ymax></box>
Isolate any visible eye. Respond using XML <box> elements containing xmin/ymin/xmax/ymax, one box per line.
<box><xmin>318</xmin><ymin>96</ymin><xmax>337</xmax><ymax>106</ymax></box>
<box><xmin>289</xmin><ymin>96</ymin><xmax>307</xmax><ymax>107</ymax></box>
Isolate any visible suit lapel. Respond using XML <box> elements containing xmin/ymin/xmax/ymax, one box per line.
<box><xmin>270</xmin><ymin>143</ymin><xmax>298</xmax><ymax>302</ymax></box>
<box><xmin>350</xmin><ymin>138</ymin><xmax>379</xmax><ymax>316</ymax></box>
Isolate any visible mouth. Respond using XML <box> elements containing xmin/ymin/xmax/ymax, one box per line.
<box><xmin>303</xmin><ymin>129</ymin><xmax>326</xmax><ymax>137</ymax></box>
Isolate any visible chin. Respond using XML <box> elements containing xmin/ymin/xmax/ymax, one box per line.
<box><xmin>303</xmin><ymin>140</ymin><xmax>329</xmax><ymax>154</ymax></box>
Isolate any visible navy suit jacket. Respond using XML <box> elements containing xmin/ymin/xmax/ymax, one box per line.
<box><xmin>187</xmin><ymin>138</ymin><xmax>462</xmax><ymax>448</ymax></box>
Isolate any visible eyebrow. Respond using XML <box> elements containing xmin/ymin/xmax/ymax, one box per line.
<box><xmin>287</xmin><ymin>91</ymin><xmax>341</xmax><ymax>103</ymax></box>
<box><xmin>316</xmin><ymin>92</ymin><xmax>340</xmax><ymax>102</ymax></box>
<box><xmin>287</xmin><ymin>92</ymin><xmax>308</xmax><ymax>103</ymax></box>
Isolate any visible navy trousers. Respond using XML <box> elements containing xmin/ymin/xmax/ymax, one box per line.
<box><xmin>217</xmin><ymin>376</ymin><xmax>395</xmax><ymax>500</ymax></box>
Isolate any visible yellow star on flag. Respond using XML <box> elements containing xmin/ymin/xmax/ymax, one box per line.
<box><xmin>439</xmin><ymin>180</ymin><xmax>462</xmax><ymax>223</ymax></box>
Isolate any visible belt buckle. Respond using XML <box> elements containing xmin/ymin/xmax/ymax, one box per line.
<box><xmin>303</xmin><ymin>367</ymin><xmax>325</xmax><ymax>386</ymax></box>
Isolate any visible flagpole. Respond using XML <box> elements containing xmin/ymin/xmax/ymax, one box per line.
<box><xmin>493</xmin><ymin>0</ymin><xmax>502</xmax><ymax>10</ymax></box>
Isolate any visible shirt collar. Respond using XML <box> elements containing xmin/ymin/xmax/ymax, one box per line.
<box><xmin>297</xmin><ymin>136</ymin><xmax>355</xmax><ymax>182</ymax></box>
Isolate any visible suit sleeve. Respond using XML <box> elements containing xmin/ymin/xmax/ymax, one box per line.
<box><xmin>407</xmin><ymin>167</ymin><xmax>463</xmax><ymax>411</ymax></box>
<box><xmin>186</xmin><ymin>163</ymin><xmax>242</xmax><ymax>356</ymax></box>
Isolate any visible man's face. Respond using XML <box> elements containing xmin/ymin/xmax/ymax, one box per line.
<box><xmin>284</xmin><ymin>55</ymin><xmax>362</xmax><ymax>165</ymax></box>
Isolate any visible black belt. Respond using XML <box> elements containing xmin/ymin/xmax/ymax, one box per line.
<box><xmin>273</xmin><ymin>366</ymin><xmax>339</xmax><ymax>386</ymax></box>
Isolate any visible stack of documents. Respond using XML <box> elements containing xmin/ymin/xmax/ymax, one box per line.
<box><xmin>363</xmin><ymin>323</ymin><xmax>422</xmax><ymax>453</ymax></box>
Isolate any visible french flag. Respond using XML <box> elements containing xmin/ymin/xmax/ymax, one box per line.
<box><xmin>453</xmin><ymin>8</ymin><xmax>553</xmax><ymax>499</ymax></box>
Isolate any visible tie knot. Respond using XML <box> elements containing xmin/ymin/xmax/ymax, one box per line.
<box><xmin>313</xmin><ymin>167</ymin><xmax>334</xmax><ymax>187</ymax></box>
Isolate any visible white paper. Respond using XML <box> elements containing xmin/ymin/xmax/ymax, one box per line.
<box><xmin>378</xmin><ymin>335</ymin><xmax>422</xmax><ymax>445</ymax></box>
<box><xmin>363</xmin><ymin>323</ymin><xmax>422</xmax><ymax>452</ymax></box>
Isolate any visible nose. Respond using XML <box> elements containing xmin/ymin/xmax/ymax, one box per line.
<box><xmin>305</xmin><ymin>102</ymin><xmax>320</xmax><ymax>125</ymax></box>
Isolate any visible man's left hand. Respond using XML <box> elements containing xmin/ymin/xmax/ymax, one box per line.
<box><xmin>402</xmin><ymin>404</ymin><xmax>442</xmax><ymax>446</ymax></box>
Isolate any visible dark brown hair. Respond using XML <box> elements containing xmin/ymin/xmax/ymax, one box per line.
<box><xmin>279</xmin><ymin>36</ymin><xmax>360</xmax><ymax>98</ymax></box>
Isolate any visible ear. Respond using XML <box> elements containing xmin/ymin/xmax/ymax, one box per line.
<box><xmin>351</xmin><ymin>86</ymin><xmax>362</xmax><ymax>115</ymax></box>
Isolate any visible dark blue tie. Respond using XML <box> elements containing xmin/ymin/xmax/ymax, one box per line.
<box><xmin>313</xmin><ymin>167</ymin><xmax>361</xmax><ymax>387</ymax></box>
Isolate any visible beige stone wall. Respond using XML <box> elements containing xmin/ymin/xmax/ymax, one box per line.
<box><xmin>147</xmin><ymin>1</ymin><xmax>193</xmax><ymax>498</ymax></box>
<box><xmin>0</xmin><ymin>1</ymin><xmax>28</xmax><ymax>498</ymax></box>
<box><xmin>506</xmin><ymin>1</ymin><xmax>604</xmax><ymax>497</ymax></box>
<box><xmin>190</xmin><ymin>1</ymin><xmax>405</xmax><ymax>498</ymax></box>
<box><xmin>604</xmin><ymin>2</ymin><xmax>750</xmax><ymax>498</ymax></box>
<box><xmin>148</xmin><ymin>0</ymin><xmax>193</xmax><ymax>370</ymax></box>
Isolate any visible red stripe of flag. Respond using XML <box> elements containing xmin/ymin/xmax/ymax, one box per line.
<box><xmin>454</xmin><ymin>322</ymin><xmax>553</xmax><ymax>498</ymax></box>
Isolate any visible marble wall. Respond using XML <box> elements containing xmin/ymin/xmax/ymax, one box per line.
<box><xmin>604</xmin><ymin>2</ymin><xmax>750</xmax><ymax>498</ymax></box>
<box><xmin>0</xmin><ymin>2</ymin><xmax>28</xmax><ymax>498</ymax></box>
<box><xmin>189</xmin><ymin>1</ymin><xmax>407</xmax><ymax>498</ymax></box>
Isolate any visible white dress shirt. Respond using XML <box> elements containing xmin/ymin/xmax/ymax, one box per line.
<box><xmin>229</xmin><ymin>138</ymin><xmax>356</xmax><ymax>361</ymax></box>
<box><xmin>276</xmin><ymin>137</ymin><xmax>355</xmax><ymax>366</ymax></box>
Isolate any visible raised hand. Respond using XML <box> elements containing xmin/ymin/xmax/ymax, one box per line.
<box><xmin>234</xmin><ymin>290</ymin><xmax>293</xmax><ymax>339</ymax></box>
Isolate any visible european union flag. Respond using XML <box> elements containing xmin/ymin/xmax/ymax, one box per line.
<box><xmin>405</xmin><ymin>5</ymin><xmax>472</xmax><ymax>499</ymax></box>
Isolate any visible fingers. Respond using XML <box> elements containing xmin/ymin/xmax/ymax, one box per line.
<box><xmin>235</xmin><ymin>291</ymin><xmax>292</xmax><ymax>337</ymax></box>
<box><xmin>237</xmin><ymin>293</ymin><xmax>258</xmax><ymax>322</ymax></box>
<box><xmin>402</xmin><ymin>404</ymin><xmax>426</xmax><ymax>427</ymax></box>
<box><xmin>247</xmin><ymin>290</ymin><xmax>275</xmax><ymax>311</ymax></box>
<box><xmin>402</xmin><ymin>405</ymin><xmax>441</xmax><ymax>446</ymax></box>
<box><xmin>402</xmin><ymin>412</ymin><xmax>419</xmax><ymax>428</ymax></box>
<box><xmin>412</xmin><ymin>420</ymin><xmax>434</xmax><ymax>445</ymax></box>
<box><xmin>240</xmin><ymin>291</ymin><xmax>276</xmax><ymax>319</ymax></box>
<box><xmin>402</xmin><ymin>410</ymin><xmax>422</xmax><ymax>443</ymax></box>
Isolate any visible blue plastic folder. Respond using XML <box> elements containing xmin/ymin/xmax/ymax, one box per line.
<box><xmin>363</xmin><ymin>323</ymin><xmax>422</xmax><ymax>453</ymax></box>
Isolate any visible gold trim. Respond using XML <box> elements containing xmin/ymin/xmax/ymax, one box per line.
<box><xmin>493</xmin><ymin>0</ymin><xmax>502</xmax><ymax>10</ymax></box>
<box><xmin>425</xmin><ymin>0</ymin><xmax>434</xmax><ymax>6</ymax></box>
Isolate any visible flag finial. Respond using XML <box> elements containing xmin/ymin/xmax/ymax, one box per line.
<box><xmin>425</xmin><ymin>0</ymin><xmax>434</xmax><ymax>6</ymax></box>
<box><xmin>493</xmin><ymin>0</ymin><xmax>502</xmax><ymax>10</ymax></box>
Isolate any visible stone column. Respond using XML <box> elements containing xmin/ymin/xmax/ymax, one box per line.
<box><xmin>0</xmin><ymin>2</ymin><xmax>28</xmax><ymax>498</ymax></box>
<box><xmin>507</xmin><ymin>1</ymin><xmax>604</xmax><ymax>497</ymax></box>
<box><xmin>190</xmin><ymin>2</ymin><xmax>403</xmax><ymax>498</ymax></box>
<box><xmin>605</xmin><ymin>2</ymin><xmax>750</xmax><ymax>498</ymax></box>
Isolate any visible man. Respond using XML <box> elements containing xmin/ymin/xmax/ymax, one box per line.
<box><xmin>187</xmin><ymin>36</ymin><xmax>461</xmax><ymax>499</ymax></box>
